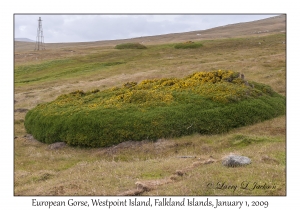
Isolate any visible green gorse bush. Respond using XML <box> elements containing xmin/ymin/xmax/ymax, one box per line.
<box><xmin>24</xmin><ymin>70</ymin><xmax>285</xmax><ymax>147</ymax></box>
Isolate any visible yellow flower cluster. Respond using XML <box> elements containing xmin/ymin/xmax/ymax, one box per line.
<box><xmin>49</xmin><ymin>70</ymin><xmax>256</xmax><ymax>110</ymax></box>
<box><xmin>102</xmin><ymin>70</ymin><xmax>251</xmax><ymax>105</ymax></box>
<box><xmin>186</xmin><ymin>70</ymin><xmax>242</xmax><ymax>84</ymax></box>
<box><xmin>104</xmin><ymin>89</ymin><xmax>174</xmax><ymax>108</ymax></box>
<box><xmin>53</xmin><ymin>92</ymin><xmax>84</xmax><ymax>107</ymax></box>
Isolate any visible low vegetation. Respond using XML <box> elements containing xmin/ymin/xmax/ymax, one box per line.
<box><xmin>115</xmin><ymin>42</ymin><xmax>147</xmax><ymax>49</ymax></box>
<box><xmin>174</xmin><ymin>41</ymin><xmax>203</xmax><ymax>49</ymax></box>
<box><xmin>24</xmin><ymin>70</ymin><xmax>285</xmax><ymax>147</ymax></box>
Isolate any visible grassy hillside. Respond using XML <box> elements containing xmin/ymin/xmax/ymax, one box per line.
<box><xmin>15</xmin><ymin>34</ymin><xmax>285</xmax><ymax>94</ymax></box>
<box><xmin>14</xmin><ymin>31</ymin><xmax>286</xmax><ymax>195</ymax></box>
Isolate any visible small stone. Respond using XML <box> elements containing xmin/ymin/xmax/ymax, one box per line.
<box><xmin>222</xmin><ymin>154</ymin><xmax>251</xmax><ymax>167</ymax></box>
<box><xmin>47</xmin><ymin>142</ymin><xmax>66</xmax><ymax>150</ymax></box>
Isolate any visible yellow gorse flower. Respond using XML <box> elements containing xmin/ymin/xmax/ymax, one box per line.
<box><xmin>48</xmin><ymin>70</ymin><xmax>257</xmax><ymax>110</ymax></box>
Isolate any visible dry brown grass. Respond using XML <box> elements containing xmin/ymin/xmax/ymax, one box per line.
<box><xmin>14</xmin><ymin>115</ymin><xmax>286</xmax><ymax>195</ymax></box>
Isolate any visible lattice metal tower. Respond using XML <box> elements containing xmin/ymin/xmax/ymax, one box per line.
<box><xmin>35</xmin><ymin>17</ymin><xmax>45</xmax><ymax>50</ymax></box>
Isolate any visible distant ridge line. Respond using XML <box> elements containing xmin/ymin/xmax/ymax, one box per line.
<box><xmin>15</xmin><ymin>38</ymin><xmax>35</xmax><ymax>42</ymax></box>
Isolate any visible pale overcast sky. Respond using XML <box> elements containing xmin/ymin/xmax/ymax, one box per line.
<box><xmin>14</xmin><ymin>14</ymin><xmax>278</xmax><ymax>43</ymax></box>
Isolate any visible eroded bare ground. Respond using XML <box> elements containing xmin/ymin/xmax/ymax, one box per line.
<box><xmin>118</xmin><ymin>157</ymin><xmax>218</xmax><ymax>196</ymax></box>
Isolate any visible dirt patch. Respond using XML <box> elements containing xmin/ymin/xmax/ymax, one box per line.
<box><xmin>14</xmin><ymin>108</ymin><xmax>29</xmax><ymax>113</ymax></box>
<box><xmin>118</xmin><ymin>178</ymin><xmax>174</xmax><ymax>196</ymax></box>
<box><xmin>118</xmin><ymin>157</ymin><xmax>217</xmax><ymax>196</ymax></box>
<box><xmin>22</xmin><ymin>134</ymin><xmax>41</xmax><ymax>144</ymax></box>
<box><xmin>96</xmin><ymin>138</ymin><xmax>175</xmax><ymax>156</ymax></box>
<box><xmin>261</xmin><ymin>155</ymin><xmax>280</xmax><ymax>164</ymax></box>
<box><xmin>47</xmin><ymin>142</ymin><xmax>67</xmax><ymax>150</ymax></box>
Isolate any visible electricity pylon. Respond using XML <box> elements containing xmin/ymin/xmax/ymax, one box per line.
<box><xmin>35</xmin><ymin>17</ymin><xmax>45</xmax><ymax>50</ymax></box>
